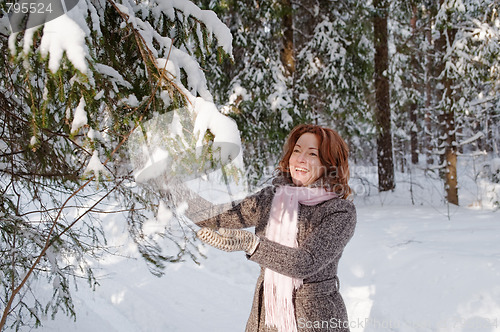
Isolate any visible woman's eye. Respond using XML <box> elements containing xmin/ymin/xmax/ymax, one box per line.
<box><xmin>293</xmin><ymin>149</ymin><xmax>300</xmax><ymax>153</ymax></box>
<box><xmin>310</xmin><ymin>153</ymin><xmax>317</xmax><ymax>157</ymax></box>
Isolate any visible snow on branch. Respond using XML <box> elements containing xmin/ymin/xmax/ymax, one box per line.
<box><xmin>10</xmin><ymin>0</ymin><xmax>232</xmax><ymax>92</ymax></box>
<box><xmin>458</xmin><ymin>131</ymin><xmax>484</xmax><ymax>146</ymax></box>
<box><xmin>153</xmin><ymin>0</ymin><xmax>233</xmax><ymax>55</ymax></box>
<box><xmin>7</xmin><ymin>0</ymin><xmax>241</xmax><ymax>182</ymax></box>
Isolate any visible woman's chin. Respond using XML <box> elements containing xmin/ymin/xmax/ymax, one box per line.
<box><xmin>291</xmin><ymin>177</ymin><xmax>309</xmax><ymax>187</ymax></box>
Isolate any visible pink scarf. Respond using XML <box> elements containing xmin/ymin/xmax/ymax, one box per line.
<box><xmin>264</xmin><ymin>186</ymin><xmax>337</xmax><ymax>332</ymax></box>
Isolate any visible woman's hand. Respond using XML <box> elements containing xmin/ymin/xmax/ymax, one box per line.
<box><xmin>197</xmin><ymin>227</ymin><xmax>259</xmax><ymax>255</ymax></box>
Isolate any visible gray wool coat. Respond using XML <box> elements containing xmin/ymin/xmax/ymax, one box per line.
<box><xmin>195</xmin><ymin>176</ymin><xmax>357</xmax><ymax>332</ymax></box>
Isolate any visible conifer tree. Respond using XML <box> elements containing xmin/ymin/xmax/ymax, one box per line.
<box><xmin>424</xmin><ymin>0</ymin><xmax>499</xmax><ymax>205</ymax></box>
<box><xmin>201</xmin><ymin>0</ymin><xmax>374</xmax><ymax>186</ymax></box>
<box><xmin>389</xmin><ymin>0</ymin><xmax>427</xmax><ymax>170</ymax></box>
<box><xmin>383</xmin><ymin>0</ymin><xmax>499</xmax><ymax>205</ymax></box>
<box><xmin>0</xmin><ymin>0</ymin><xmax>234</xmax><ymax>329</ymax></box>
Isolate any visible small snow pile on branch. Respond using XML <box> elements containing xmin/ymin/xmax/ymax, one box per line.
<box><xmin>71</xmin><ymin>96</ymin><xmax>87</xmax><ymax>134</ymax></box>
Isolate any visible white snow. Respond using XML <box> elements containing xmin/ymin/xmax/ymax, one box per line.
<box><xmin>228</xmin><ymin>84</ymin><xmax>250</xmax><ymax>105</ymax></box>
<box><xmin>71</xmin><ymin>97</ymin><xmax>87</xmax><ymax>134</ymax></box>
<box><xmin>94</xmin><ymin>63</ymin><xmax>133</xmax><ymax>90</ymax></box>
<box><xmin>133</xmin><ymin>147</ymin><xmax>170</xmax><ymax>183</ymax></box>
<box><xmin>142</xmin><ymin>202</ymin><xmax>174</xmax><ymax>237</ymax></box>
<box><xmin>120</xmin><ymin>94</ymin><xmax>139</xmax><ymax>107</ymax></box>
<box><xmin>83</xmin><ymin>151</ymin><xmax>108</xmax><ymax>179</ymax></box>
<box><xmin>193</xmin><ymin>97</ymin><xmax>243</xmax><ymax>170</ymax></box>
<box><xmin>8</xmin><ymin>32</ymin><xmax>18</xmax><ymax>55</ymax></box>
<box><xmin>153</xmin><ymin>0</ymin><xmax>233</xmax><ymax>55</ymax></box>
<box><xmin>459</xmin><ymin>131</ymin><xmax>484</xmax><ymax>146</ymax></box>
<box><xmin>39</xmin><ymin>14</ymin><xmax>89</xmax><ymax>73</ymax></box>
<box><xmin>156</xmin><ymin>49</ymin><xmax>212</xmax><ymax>101</ymax></box>
<box><xmin>87</xmin><ymin>128</ymin><xmax>102</xmax><ymax>141</ymax></box>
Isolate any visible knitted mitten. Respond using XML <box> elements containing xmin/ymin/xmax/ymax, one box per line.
<box><xmin>197</xmin><ymin>227</ymin><xmax>260</xmax><ymax>255</ymax></box>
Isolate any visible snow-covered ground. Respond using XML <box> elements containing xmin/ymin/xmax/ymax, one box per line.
<box><xmin>18</xmin><ymin>158</ymin><xmax>500</xmax><ymax>332</ymax></box>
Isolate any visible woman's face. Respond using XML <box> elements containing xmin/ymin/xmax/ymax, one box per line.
<box><xmin>288</xmin><ymin>133</ymin><xmax>325</xmax><ymax>186</ymax></box>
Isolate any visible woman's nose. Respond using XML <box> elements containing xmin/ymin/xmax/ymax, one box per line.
<box><xmin>297</xmin><ymin>152</ymin><xmax>306</xmax><ymax>163</ymax></box>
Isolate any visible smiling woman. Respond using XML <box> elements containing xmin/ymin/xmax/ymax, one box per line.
<box><xmin>278</xmin><ymin>124</ymin><xmax>352</xmax><ymax>198</ymax></box>
<box><xmin>288</xmin><ymin>132</ymin><xmax>324</xmax><ymax>186</ymax></box>
<box><xmin>195</xmin><ymin>124</ymin><xmax>356</xmax><ymax>332</ymax></box>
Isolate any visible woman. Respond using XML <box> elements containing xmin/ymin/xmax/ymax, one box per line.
<box><xmin>196</xmin><ymin>124</ymin><xmax>356</xmax><ymax>332</ymax></box>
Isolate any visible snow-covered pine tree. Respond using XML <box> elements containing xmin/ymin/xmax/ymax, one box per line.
<box><xmin>0</xmin><ymin>0</ymin><xmax>236</xmax><ymax>329</ymax></box>
<box><xmin>195</xmin><ymin>0</ymin><xmax>300</xmax><ymax>187</ymax></box>
<box><xmin>293</xmin><ymin>1</ymin><xmax>374</xmax><ymax>164</ymax></box>
<box><xmin>389</xmin><ymin>0</ymin><xmax>427</xmax><ymax>171</ymax></box>
<box><xmin>389</xmin><ymin>0</ymin><xmax>499</xmax><ymax>205</ymax></box>
<box><xmin>425</xmin><ymin>0</ymin><xmax>499</xmax><ymax>205</ymax></box>
<box><xmin>199</xmin><ymin>0</ymin><xmax>375</xmax><ymax>187</ymax></box>
<box><xmin>443</xmin><ymin>0</ymin><xmax>500</xmax><ymax>156</ymax></box>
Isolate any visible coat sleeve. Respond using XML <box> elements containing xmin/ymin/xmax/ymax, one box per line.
<box><xmin>194</xmin><ymin>186</ymin><xmax>273</xmax><ymax>229</ymax></box>
<box><xmin>248</xmin><ymin>200</ymin><xmax>356</xmax><ymax>279</ymax></box>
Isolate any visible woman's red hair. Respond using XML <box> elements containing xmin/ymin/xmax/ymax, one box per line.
<box><xmin>277</xmin><ymin>124</ymin><xmax>352</xmax><ymax>199</ymax></box>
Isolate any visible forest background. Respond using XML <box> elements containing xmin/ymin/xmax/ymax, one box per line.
<box><xmin>0</xmin><ymin>0</ymin><xmax>499</xmax><ymax>330</ymax></box>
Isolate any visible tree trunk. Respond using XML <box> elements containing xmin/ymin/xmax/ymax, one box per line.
<box><xmin>373</xmin><ymin>0</ymin><xmax>395</xmax><ymax>191</ymax></box>
<box><xmin>409</xmin><ymin>3</ymin><xmax>419</xmax><ymax>165</ymax></box>
<box><xmin>441</xmin><ymin>110</ymin><xmax>459</xmax><ymax>205</ymax></box>
<box><xmin>435</xmin><ymin>1</ymin><xmax>458</xmax><ymax>205</ymax></box>
<box><xmin>280</xmin><ymin>0</ymin><xmax>295</xmax><ymax>77</ymax></box>
<box><xmin>293</xmin><ymin>0</ymin><xmax>322</xmax><ymax>120</ymax></box>
<box><xmin>424</xmin><ymin>10</ymin><xmax>434</xmax><ymax>166</ymax></box>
